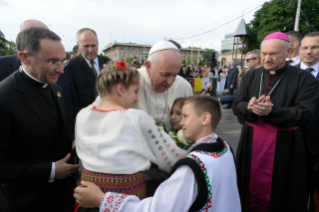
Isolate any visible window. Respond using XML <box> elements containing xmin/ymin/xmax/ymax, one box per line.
<box><xmin>131</xmin><ymin>47</ymin><xmax>134</xmax><ymax>51</ymax></box>
<box><xmin>121</xmin><ymin>52</ymin><xmax>123</xmax><ymax>57</ymax></box>
<box><xmin>137</xmin><ymin>53</ymin><xmax>139</xmax><ymax>57</ymax></box>
<box><xmin>125</xmin><ymin>47</ymin><xmax>128</xmax><ymax>51</ymax></box>
<box><xmin>136</xmin><ymin>47</ymin><xmax>139</xmax><ymax>52</ymax></box>
<box><xmin>120</xmin><ymin>46</ymin><xmax>123</xmax><ymax>50</ymax></box>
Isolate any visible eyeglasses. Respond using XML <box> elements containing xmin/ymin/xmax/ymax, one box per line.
<box><xmin>27</xmin><ymin>53</ymin><xmax>69</xmax><ymax>67</ymax></box>
<box><xmin>300</xmin><ymin>46</ymin><xmax>319</xmax><ymax>51</ymax></box>
<box><xmin>246</xmin><ymin>58</ymin><xmax>256</xmax><ymax>62</ymax></box>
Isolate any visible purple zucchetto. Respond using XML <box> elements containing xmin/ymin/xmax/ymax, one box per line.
<box><xmin>263</xmin><ymin>32</ymin><xmax>290</xmax><ymax>42</ymax></box>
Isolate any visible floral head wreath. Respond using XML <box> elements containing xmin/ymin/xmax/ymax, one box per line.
<box><xmin>114</xmin><ymin>61</ymin><xmax>127</xmax><ymax>70</ymax></box>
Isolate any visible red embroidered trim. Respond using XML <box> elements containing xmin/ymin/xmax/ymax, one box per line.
<box><xmin>289</xmin><ymin>108</ymin><xmax>296</xmax><ymax>127</ymax></box>
<box><xmin>264</xmin><ymin>74</ymin><xmax>271</xmax><ymax>96</ymax></box>
<box><xmin>90</xmin><ymin>106</ymin><xmax>128</xmax><ymax>113</ymax></box>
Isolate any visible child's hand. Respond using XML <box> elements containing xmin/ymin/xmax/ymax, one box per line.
<box><xmin>74</xmin><ymin>181</ymin><xmax>104</xmax><ymax>208</ymax></box>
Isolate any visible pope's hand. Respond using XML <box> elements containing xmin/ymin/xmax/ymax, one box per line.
<box><xmin>55</xmin><ymin>153</ymin><xmax>80</xmax><ymax>179</ymax></box>
<box><xmin>252</xmin><ymin>96</ymin><xmax>272</xmax><ymax>116</ymax></box>
<box><xmin>74</xmin><ymin>181</ymin><xmax>104</xmax><ymax>208</ymax></box>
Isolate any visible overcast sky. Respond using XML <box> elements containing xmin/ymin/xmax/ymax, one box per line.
<box><xmin>0</xmin><ymin>0</ymin><xmax>269</xmax><ymax>53</ymax></box>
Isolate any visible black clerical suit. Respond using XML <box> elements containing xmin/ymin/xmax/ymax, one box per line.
<box><xmin>57</xmin><ymin>54</ymin><xmax>110</xmax><ymax>134</ymax></box>
<box><xmin>0</xmin><ymin>54</ymin><xmax>21</xmax><ymax>82</ymax></box>
<box><xmin>0</xmin><ymin>69</ymin><xmax>74</xmax><ymax>212</ymax></box>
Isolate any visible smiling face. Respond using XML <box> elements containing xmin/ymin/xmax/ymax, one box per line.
<box><xmin>261</xmin><ymin>39</ymin><xmax>288</xmax><ymax>71</ymax></box>
<box><xmin>25</xmin><ymin>39</ymin><xmax>65</xmax><ymax>84</ymax></box>
<box><xmin>170</xmin><ymin>102</ymin><xmax>183</xmax><ymax>131</ymax></box>
<box><xmin>180</xmin><ymin>103</ymin><xmax>203</xmax><ymax>141</ymax></box>
<box><xmin>145</xmin><ymin>50</ymin><xmax>181</xmax><ymax>93</ymax></box>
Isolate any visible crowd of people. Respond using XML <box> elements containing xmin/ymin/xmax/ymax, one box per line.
<box><xmin>0</xmin><ymin>18</ymin><xmax>319</xmax><ymax>212</ymax></box>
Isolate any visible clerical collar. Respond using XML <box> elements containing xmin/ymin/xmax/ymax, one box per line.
<box><xmin>20</xmin><ymin>66</ymin><xmax>48</xmax><ymax>88</ymax></box>
<box><xmin>268</xmin><ymin>62</ymin><xmax>288</xmax><ymax>75</ymax></box>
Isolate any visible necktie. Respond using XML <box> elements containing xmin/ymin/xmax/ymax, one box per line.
<box><xmin>90</xmin><ymin>60</ymin><xmax>98</xmax><ymax>77</ymax></box>
<box><xmin>305</xmin><ymin>67</ymin><xmax>314</xmax><ymax>73</ymax></box>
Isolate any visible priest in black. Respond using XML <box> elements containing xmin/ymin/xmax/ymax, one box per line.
<box><xmin>233</xmin><ymin>32</ymin><xmax>318</xmax><ymax>211</ymax></box>
<box><xmin>57</xmin><ymin>28</ymin><xmax>110</xmax><ymax>134</ymax></box>
<box><xmin>0</xmin><ymin>27</ymin><xmax>80</xmax><ymax>212</ymax></box>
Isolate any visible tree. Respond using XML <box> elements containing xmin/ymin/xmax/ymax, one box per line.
<box><xmin>0</xmin><ymin>39</ymin><xmax>18</xmax><ymax>56</ymax></box>
<box><xmin>202</xmin><ymin>49</ymin><xmax>213</xmax><ymax>63</ymax></box>
<box><xmin>186</xmin><ymin>56</ymin><xmax>195</xmax><ymax>65</ymax></box>
<box><xmin>247</xmin><ymin>0</ymin><xmax>319</xmax><ymax>51</ymax></box>
<box><xmin>126</xmin><ymin>57</ymin><xmax>134</xmax><ymax>64</ymax></box>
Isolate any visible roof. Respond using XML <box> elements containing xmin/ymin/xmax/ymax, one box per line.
<box><xmin>233</xmin><ymin>19</ymin><xmax>249</xmax><ymax>37</ymax></box>
<box><xmin>0</xmin><ymin>30</ymin><xmax>5</xmax><ymax>38</ymax></box>
<box><xmin>102</xmin><ymin>42</ymin><xmax>212</xmax><ymax>53</ymax></box>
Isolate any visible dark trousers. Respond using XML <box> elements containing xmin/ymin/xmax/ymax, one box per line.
<box><xmin>227</xmin><ymin>89</ymin><xmax>234</xmax><ymax>108</ymax></box>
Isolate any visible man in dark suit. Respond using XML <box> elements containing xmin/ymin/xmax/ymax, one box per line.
<box><xmin>0</xmin><ymin>27</ymin><xmax>80</xmax><ymax>212</ymax></box>
<box><xmin>224</xmin><ymin>59</ymin><xmax>239</xmax><ymax>108</ymax></box>
<box><xmin>0</xmin><ymin>19</ymin><xmax>48</xmax><ymax>82</ymax></box>
<box><xmin>57</xmin><ymin>28</ymin><xmax>110</xmax><ymax>134</ymax></box>
<box><xmin>294</xmin><ymin>32</ymin><xmax>319</xmax><ymax>211</ymax></box>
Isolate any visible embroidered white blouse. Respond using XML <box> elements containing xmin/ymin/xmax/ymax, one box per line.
<box><xmin>75</xmin><ymin>106</ymin><xmax>187</xmax><ymax>174</ymax></box>
<box><xmin>98</xmin><ymin>134</ymin><xmax>241</xmax><ymax>212</ymax></box>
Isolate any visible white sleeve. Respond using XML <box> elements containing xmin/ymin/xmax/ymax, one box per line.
<box><xmin>99</xmin><ymin>166</ymin><xmax>197</xmax><ymax>212</ymax></box>
<box><xmin>48</xmin><ymin>162</ymin><xmax>55</xmax><ymax>182</ymax></box>
<box><xmin>129</xmin><ymin>110</ymin><xmax>187</xmax><ymax>173</ymax></box>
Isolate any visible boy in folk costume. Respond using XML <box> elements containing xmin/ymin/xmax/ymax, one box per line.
<box><xmin>74</xmin><ymin>96</ymin><xmax>241</xmax><ymax>212</ymax></box>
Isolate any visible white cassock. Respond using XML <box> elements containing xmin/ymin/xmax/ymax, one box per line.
<box><xmin>98</xmin><ymin>134</ymin><xmax>241</xmax><ymax>212</ymax></box>
<box><xmin>93</xmin><ymin>67</ymin><xmax>193</xmax><ymax>131</ymax></box>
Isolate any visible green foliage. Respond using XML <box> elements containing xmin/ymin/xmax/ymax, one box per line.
<box><xmin>202</xmin><ymin>49</ymin><xmax>213</xmax><ymax>62</ymax></box>
<box><xmin>247</xmin><ymin>0</ymin><xmax>319</xmax><ymax>51</ymax></box>
<box><xmin>186</xmin><ymin>56</ymin><xmax>195</xmax><ymax>65</ymax></box>
<box><xmin>126</xmin><ymin>56</ymin><xmax>134</xmax><ymax>63</ymax></box>
<box><xmin>182</xmin><ymin>59</ymin><xmax>186</xmax><ymax>65</ymax></box>
<box><xmin>0</xmin><ymin>39</ymin><xmax>18</xmax><ymax>56</ymax></box>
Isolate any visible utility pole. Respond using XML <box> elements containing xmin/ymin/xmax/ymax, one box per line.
<box><xmin>294</xmin><ymin>0</ymin><xmax>302</xmax><ymax>31</ymax></box>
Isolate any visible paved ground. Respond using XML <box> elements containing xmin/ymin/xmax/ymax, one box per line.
<box><xmin>215</xmin><ymin>107</ymin><xmax>242</xmax><ymax>155</ymax></box>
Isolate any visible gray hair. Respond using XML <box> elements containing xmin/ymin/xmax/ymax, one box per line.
<box><xmin>260</xmin><ymin>40</ymin><xmax>290</xmax><ymax>51</ymax></box>
<box><xmin>16</xmin><ymin>27</ymin><xmax>61</xmax><ymax>56</ymax></box>
<box><xmin>76</xmin><ymin>28</ymin><xmax>98</xmax><ymax>42</ymax></box>
<box><xmin>247</xmin><ymin>49</ymin><xmax>261</xmax><ymax>59</ymax></box>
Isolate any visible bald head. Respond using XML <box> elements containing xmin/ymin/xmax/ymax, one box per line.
<box><xmin>145</xmin><ymin>49</ymin><xmax>181</xmax><ymax>93</ymax></box>
<box><xmin>20</xmin><ymin>19</ymin><xmax>48</xmax><ymax>32</ymax></box>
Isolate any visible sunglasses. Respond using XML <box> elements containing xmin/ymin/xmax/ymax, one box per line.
<box><xmin>246</xmin><ymin>58</ymin><xmax>256</xmax><ymax>62</ymax></box>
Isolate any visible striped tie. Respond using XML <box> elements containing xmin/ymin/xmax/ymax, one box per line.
<box><xmin>90</xmin><ymin>60</ymin><xmax>98</xmax><ymax>77</ymax></box>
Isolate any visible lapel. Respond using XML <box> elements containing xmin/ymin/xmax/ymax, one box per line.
<box><xmin>14</xmin><ymin>72</ymin><xmax>61</xmax><ymax>141</ymax></box>
<box><xmin>50</xmin><ymin>85</ymin><xmax>67</xmax><ymax>129</ymax></box>
<box><xmin>7</xmin><ymin>54</ymin><xmax>21</xmax><ymax>76</ymax></box>
<box><xmin>77</xmin><ymin>54</ymin><xmax>97</xmax><ymax>79</ymax></box>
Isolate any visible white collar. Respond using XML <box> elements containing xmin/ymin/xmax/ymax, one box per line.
<box><xmin>22</xmin><ymin>67</ymin><xmax>48</xmax><ymax>88</ymax></box>
<box><xmin>292</xmin><ymin>55</ymin><xmax>301</xmax><ymax>62</ymax></box>
<box><xmin>300</xmin><ymin>61</ymin><xmax>319</xmax><ymax>72</ymax></box>
<box><xmin>82</xmin><ymin>54</ymin><xmax>98</xmax><ymax>65</ymax></box>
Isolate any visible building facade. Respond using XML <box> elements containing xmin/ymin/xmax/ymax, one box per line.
<box><xmin>102</xmin><ymin>42</ymin><xmax>219</xmax><ymax>65</ymax></box>
<box><xmin>221</xmin><ymin>33</ymin><xmax>243</xmax><ymax>54</ymax></box>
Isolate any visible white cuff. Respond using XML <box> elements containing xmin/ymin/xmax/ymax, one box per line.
<box><xmin>49</xmin><ymin>162</ymin><xmax>55</xmax><ymax>182</ymax></box>
<box><xmin>99</xmin><ymin>192</ymin><xmax>139</xmax><ymax>212</ymax></box>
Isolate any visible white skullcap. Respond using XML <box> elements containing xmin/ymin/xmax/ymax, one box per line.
<box><xmin>149</xmin><ymin>41</ymin><xmax>180</xmax><ymax>55</ymax></box>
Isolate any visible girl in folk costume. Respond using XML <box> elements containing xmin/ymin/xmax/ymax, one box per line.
<box><xmin>74</xmin><ymin>61</ymin><xmax>187</xmax><ymax>212</ymax></box>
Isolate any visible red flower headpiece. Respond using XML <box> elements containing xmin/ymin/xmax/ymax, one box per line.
<box><xmin>115</xmin><ymin>61</ymin><xmax>127</xmax><ymax>70</ymax></box>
